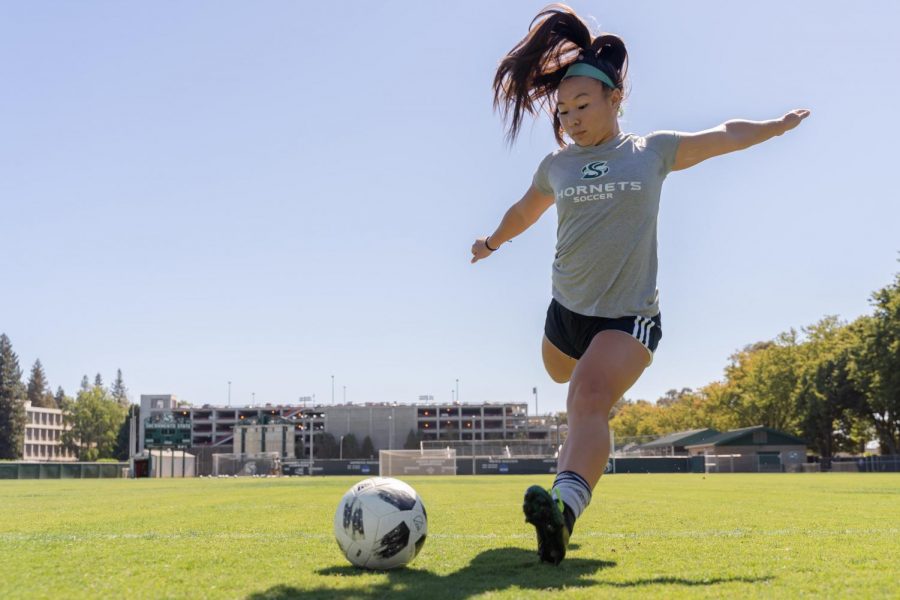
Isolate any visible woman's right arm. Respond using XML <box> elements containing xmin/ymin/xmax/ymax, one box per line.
<box><xmin>471</xmin><ymin>185</ymin><xmax>555</xmax><ymax>264</ymax></box>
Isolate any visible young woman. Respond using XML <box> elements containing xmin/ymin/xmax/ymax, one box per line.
<box><xmin>470</xmin><ymin>5</ymin><xmax>809</xmax><ymax>565</ymax></box>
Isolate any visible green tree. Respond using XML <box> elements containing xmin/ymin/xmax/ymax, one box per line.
<box><xmin>851</xmin><ymin>272</ymin><xmax>900</xmax><ymax>454</ymax></box>
<box><xmin>342</xmin><ymin>433</ymin><xmax>360</xmax><ymax>459</ymax></box>
<box><xmin>695</xmin><ymin>381</ymin><xmax>743</xmax><ymax>432</ymax></box>
<box><xmin>0</xmin><ymin>334</ymin><xmax>27</xmax><ymax>459</ymax></box>
<box><xmin>795</xmin><ymin>317</ymin><xmax>865</xmax><ymax>458</ymax></box>
<box><xmin>26</xmin><ymin>359</ymin><xmax>56</xmax><ymax>408</ymax></box>
<box><xmin>721</xmin><ymin>333</ymin><xmax>803</xmax><ymax>432</ymax></box>
<box><xmin>61</xmin><ymin>385</ymin><xmax>127</xmax><ymax>461</ymax></box>
<box><xmin>609</xmin><ymin>399</ymin><xmax>663</xmax><ymax>439</ymax></box>
<box><xmin>94</xmin><ymin>373</ymin><xmax>104</xmax><ymax>389</ymax></box>
<box><xmin>361</xmin><ymin>435</ymin><xmax>376</xmax><ymax>459</ymax></box>
<box><xmin>54</xmin><ymin>386</ymin><xmax>68</xmax><ymax>409</ymax></box>
<box><xmin>110</xmin><ymin>369</ymin><xmax>128</xmax><ymax>407</ymax></box>
<box><xmin>403</xmin><ymin>429</ymin><xmax>421</xmax><ymax>450</ymax></box>
<box><xmin>315</xmin><ymin>433</ymin><xmax>338</xmax><ymax>459</ymax></box>
<box><xmin>80</xmin><ymin>375</ymin><xmax>91</xmax><ymax>392</ymax></box>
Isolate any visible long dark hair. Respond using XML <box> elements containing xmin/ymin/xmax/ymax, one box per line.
<box><xmin>493</xmin><ymin>4</ymin><xmax>629</xmax><ymax>146</ymax></box>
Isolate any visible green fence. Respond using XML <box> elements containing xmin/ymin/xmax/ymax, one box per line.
<box><xmin>0</xmin><ymin>462</ymin><xmax>128</xmax><ymax>480</ymax></box>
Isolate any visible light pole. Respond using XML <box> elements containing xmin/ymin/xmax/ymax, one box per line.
<box><xmin>340</xmin><ymin>435</ymin><xmax>345</xmax><ymax>460</ymax></box>
<box><xmin>309</xmin><ymin>413</ymin><xmax>315</xmax><ymax>473</ymax></box>
<box><xmin>227</xmin><ymin>381</ymin><xmax>231</xmax><ymax>407</ymax></box>
<box><xmin>331</xmin><ymin>375</ymin><xmax>335</xmax><ymax>405</ymax></box>
<box><xmin>456</xmin><ymin>379</ymin><xmax>459</xmax><ymax>403</ymax></box>
<box><xmin>533</xmin><ymin>387</ymin><xmax>539</xmax><ymax>418</ymax></box>
<box><xmin>343</xmin><ymin>385</ymin><xmax>346</xmax><ymax>404</ymax></box>
<box><xmin>388</xmin><ymin>409</ymin><xmax>395</xmax><ymax>450</ymax></box>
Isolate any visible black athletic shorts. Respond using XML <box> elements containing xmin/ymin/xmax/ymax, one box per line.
<box><xmin>544</xmin><ymin>298</ymin><xmax>662</xmax><ymax>362</ymax></box>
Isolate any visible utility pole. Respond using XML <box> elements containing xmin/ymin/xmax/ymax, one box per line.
<box><xmin>309</xmin><ymin>413</ymin><xmax>315</xmax><ymax>475</ymax></box>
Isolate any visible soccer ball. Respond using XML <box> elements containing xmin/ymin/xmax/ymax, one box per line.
<box><xmin>333</xmin><ymin>477</ymin><xmax>427</xmax><ymax>569</ymax></box>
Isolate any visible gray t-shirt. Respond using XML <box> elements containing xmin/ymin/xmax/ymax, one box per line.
<box><xmin>533</xmin><ymin>131</ymin><xmax>681</xmax><ymax>318</ymax></box>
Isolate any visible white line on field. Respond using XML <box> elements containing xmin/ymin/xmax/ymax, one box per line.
<box><xmin>0</xmin><ymin>528</ymin><xmax>896</xmax><ymax>543</ymax></box>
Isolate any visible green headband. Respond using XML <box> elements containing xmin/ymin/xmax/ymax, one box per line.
<box><xmin>562</xmin><ymin>62</ymin><xmax>617</xmax><ymax>89</ymax></box>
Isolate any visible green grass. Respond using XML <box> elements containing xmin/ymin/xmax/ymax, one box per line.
<box><xmin>1</xmin><ymin>474</ymin><xmax>898</xmax><ymax>599</ymax></box>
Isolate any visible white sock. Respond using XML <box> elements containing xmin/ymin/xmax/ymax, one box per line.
<box><xmin>552</xmin><ymin>470</ymin><xmax>592</xmax><ymax>520</ymax></box>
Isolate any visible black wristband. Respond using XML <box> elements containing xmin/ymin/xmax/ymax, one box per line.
<box><xmin>484</xmin><ymin>236</ymin><xmax>498</xmax><ymax>252</ymax></box>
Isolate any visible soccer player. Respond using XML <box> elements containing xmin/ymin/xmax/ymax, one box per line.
<box><xmin>470</xmin><ymin>4</ymin><xmax>809</xmax><ymax>564</ymax></box>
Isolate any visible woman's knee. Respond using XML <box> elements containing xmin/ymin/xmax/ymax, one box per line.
<box><xmin>566</xmin><ymin>379</ymin><xmax>616</xmax><ymax>417</ymax></box>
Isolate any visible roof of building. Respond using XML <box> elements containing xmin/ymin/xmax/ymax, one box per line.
<box><xmin>639</xmin><ymin>428</ymin><xmax>721</xmax><ymax>449</ymax></box>
<box><xmin>684</xmin><ymin>425</ymin><xmax>807</xmax><ymax>448</ymax></box>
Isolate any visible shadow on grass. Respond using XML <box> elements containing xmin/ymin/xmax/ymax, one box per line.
<box><xmin>598</xmin><ymin>575</ymin><xmax>775</xmax><ymax>588</ymax></box>
<box><xmin>248</xmin><ymin>547</ymin><xmax>614</xmax><ymax>599</ymax></box>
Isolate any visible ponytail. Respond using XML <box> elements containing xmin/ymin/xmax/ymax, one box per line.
<box><xmin>493</xmin><ymin>4</ymin><xmax>628</xmax><ymax>146</ymax></box>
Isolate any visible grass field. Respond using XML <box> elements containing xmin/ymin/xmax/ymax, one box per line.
<box><xmin>1</xmin><ymin>474</ymin><xmax>898</xmax><ymax>599</ymax></box>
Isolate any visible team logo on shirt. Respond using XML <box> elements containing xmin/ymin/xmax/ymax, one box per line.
<box><xmin>581</xmin><ymin>161</ymin><xmax>609</xmax><ymax>179</ymax></box>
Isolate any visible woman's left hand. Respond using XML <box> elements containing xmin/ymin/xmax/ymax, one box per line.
<box><xmin>780</xmin><ymin>109</ymin><xmax>811</xmax><ymax>133</ymax></box>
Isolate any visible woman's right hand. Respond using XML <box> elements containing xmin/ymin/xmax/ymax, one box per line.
<box><xmin>470</xmin><ymin>237</ymin><xmax>495</xmax><ymax>264</ymax></box>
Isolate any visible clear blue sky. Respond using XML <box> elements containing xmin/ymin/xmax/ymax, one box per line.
<box><xmin>2</xmin><ymin>1</ymin><xmax>898</xmax><ymax>414</ymax></box>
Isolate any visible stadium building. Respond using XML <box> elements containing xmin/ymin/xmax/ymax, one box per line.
<box><xmin>21</xmin><ymin>401</ymin><xmax>76</xmax><ymax>462</ymax></box>
<box><xmin>139</xmin><ymin>395</ymin><xmax>549</xmax><ymax>463</ymax></box>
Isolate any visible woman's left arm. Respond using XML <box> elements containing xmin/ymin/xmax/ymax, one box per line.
<box><xmin>672</xmin><ymin>109</ymin><xmax>810</xmax><ymax>171</ymax></box>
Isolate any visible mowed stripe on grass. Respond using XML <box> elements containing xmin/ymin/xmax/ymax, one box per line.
<box><xmin>1</xmin><ymin>474</ymin><xmax>898</xmax><ymax>599</ymax></box>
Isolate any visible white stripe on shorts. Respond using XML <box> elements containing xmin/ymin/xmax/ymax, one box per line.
<box><xmin>643</xmin><ymin>320</ymin><xmax>656</xmax><ymax>346</ymax></box>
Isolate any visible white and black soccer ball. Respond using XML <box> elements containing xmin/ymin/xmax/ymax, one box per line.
<box><xmin>333</xmin><ymin>477</ymin><xmax>427</xmax><ymax>570</ymax></box>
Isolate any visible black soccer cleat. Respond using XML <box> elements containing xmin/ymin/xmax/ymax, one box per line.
<box><xmin>523</xmin><ymin>485</ymin><xmax>570</xmax><ymax>565</ymax></box>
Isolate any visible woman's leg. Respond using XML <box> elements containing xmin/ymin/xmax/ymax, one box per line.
<box><xmin>542</xmin><ymin>335</ymin><xmax>577</xmax><ymax>383</ymax></box>
<box><xmin>525</xmin><ymin>329</ymin><xmax>650</xmax><ymax>564</ymax></box>
<box><xmin>557</xmin><ymin>329</ymin><xmax>650</xmax><ymax>487</ymax></box>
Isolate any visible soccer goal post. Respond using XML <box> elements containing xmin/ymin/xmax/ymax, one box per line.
<box><xmin>212</xmin><ymin>452</ymin><xmax>281</xmax><ymax>476</ymax></box>
<box><xmin>379</xmin><ymin>449</ymin><xmax>457</xmax><ymax>477</ymax></box>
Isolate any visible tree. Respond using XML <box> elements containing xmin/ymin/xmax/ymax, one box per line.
<box><xmin>342</xmin><ymin>434</ymin><xmax>360</xmax><ymax>459</ymax></box>
<box><xmin>54</xmin><ymin>387</ymin><xmax>68</xmax><ymax>410</ymax></box>
<box><xmin>61</xmin><ymin>385</ymin><xmax>127</xmax><ymax>461</ymax></box>
<box><xmin>851</xmin><ymin>272</ymin><xmax>900</xmax><ymax>454</ymax></box>
<box><xmin>361</xmin><ymin>435</ymin><xmax>376</xmax><ymax>459</ymax></box>
<box><xmin>314</xmin><ymin>433</ymin><xmax>338</xmax><ymax>459</ymax></box>
<box><xmin>403</xmin><ymin>429</ymin><xmax>421</xmax><ymax>450</ymax></box>
<box><xmin>26</xmin><ymin>359</ymin><xmax>56</xmax><ymax>408</ymax></box>
<box><xmin>80</xmin><ymin>375</ymin><xmax>91</xmax><ymax>392</ymax></box>
<box><xmin>720</xmin><ymin>333</ymin><xmax>803</xmax><ymax>433</ymax></box>
<box><xmin>795</xmin><ymin>317</ymin><xmax>866</xmax><ymax>458</ymax></box>
<box><xmin>609</xmin><ymin>399</ymin><xmax>663</xmax><ymax>439</ymax></box>
<box><xmin>94</xmin><ymin>373</ymin><xmax>104</xmax><ymax>389</ymax></box>
<box><xmin>0</xmin><ymin>334</ymin><xmax>26</xmax><ymax>459</ymax></box>
<box><xmin>110</xmin><ymin>369</ymin><xmax>128</xmax><ymax>407</ymax></box>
